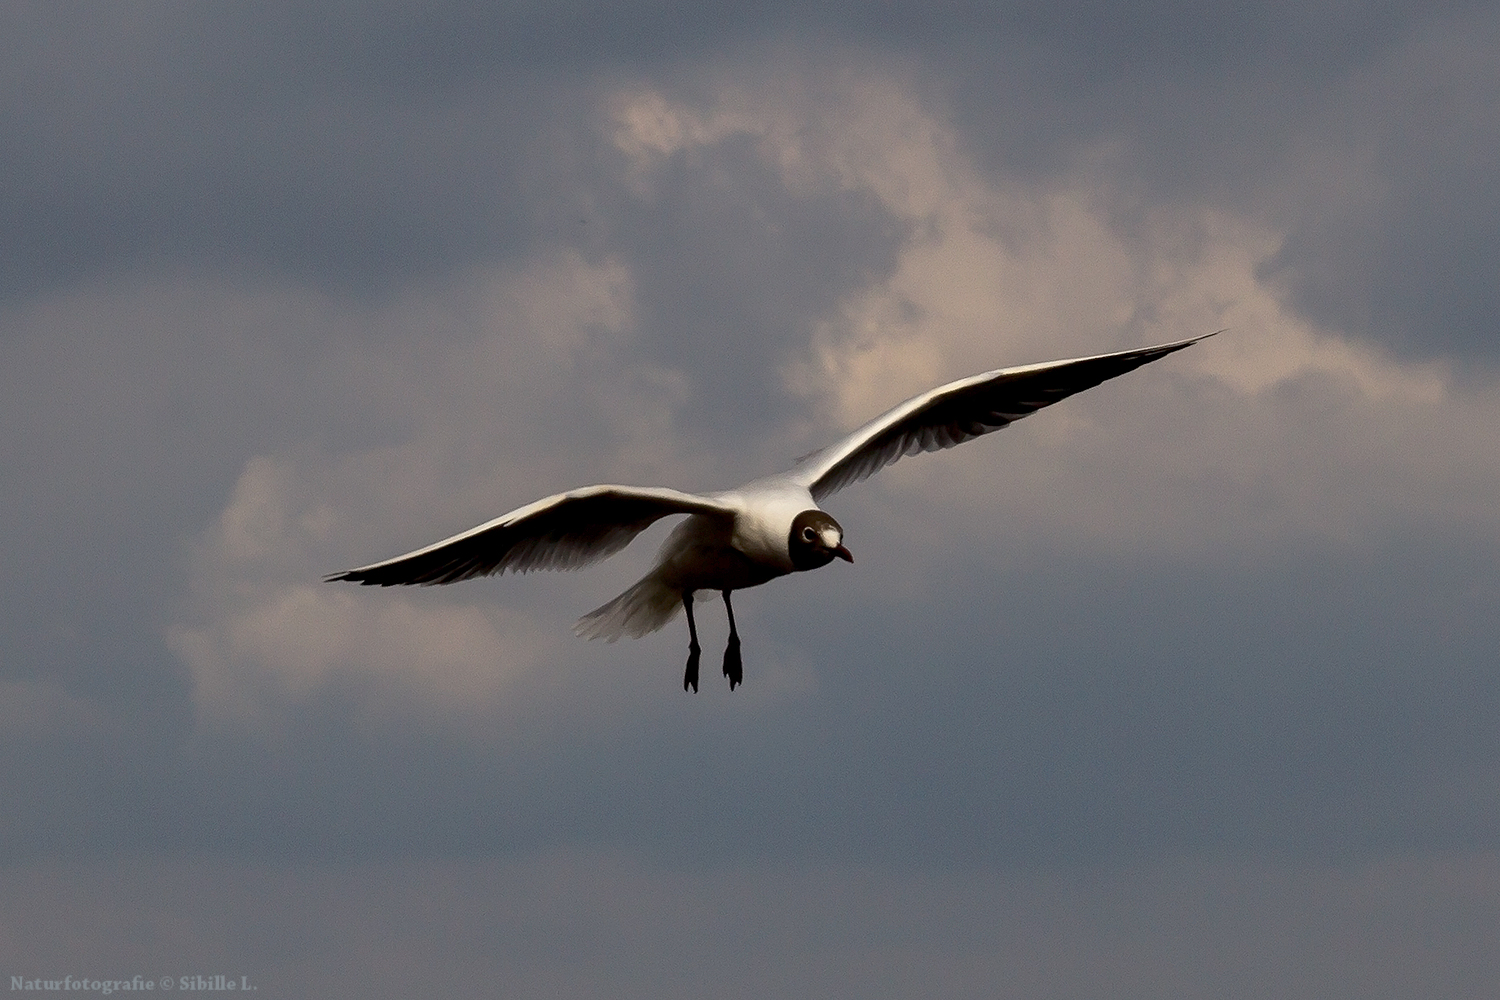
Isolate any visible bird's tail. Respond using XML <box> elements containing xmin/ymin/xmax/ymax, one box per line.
<box><xmin>573</xmin><ymin>574</ymin><xmax>683</xmax><ymax>642</ymax></box>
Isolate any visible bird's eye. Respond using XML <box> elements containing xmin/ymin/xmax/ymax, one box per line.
<box><xmin>802</xmin><ymin>526</ymin><xmax>816</xmax><ymax>542</ymax></box>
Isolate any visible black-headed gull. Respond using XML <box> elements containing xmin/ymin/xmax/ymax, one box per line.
<box><xmin>329</xmin><ymin>334</ymin><xmax>1212</xmax><ymax>691</ymax></box>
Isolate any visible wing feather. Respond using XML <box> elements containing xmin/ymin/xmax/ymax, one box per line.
<box><xmin>792</xmin><ymin>334</ymin><xmax>1214</xmax><ymax>500</ymax></box>
<box><xmin>326</xmin><ymin>485</ymin><xmax>734</xmax><ymax>586</ymax></box>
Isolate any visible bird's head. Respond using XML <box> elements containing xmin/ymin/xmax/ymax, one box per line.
<box><xmin>788</xmin><ymin>510</ymin><xmax>853</xmax><ymax>571</ymax></box>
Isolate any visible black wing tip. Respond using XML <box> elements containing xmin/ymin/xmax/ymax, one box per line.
<box><xmin>325</xmin><ymin>568</ymin><xmax>410</xmax><ymax>586</ymax></box>
<box><xmin>325</xmin><ymin>562</ymin><xmax>499</xmax><ymax>586</ymax></box>
<box><xmin>325</xmin><ymin>569</ymin><xmax>374</xmax><ymax>585</ymax></box>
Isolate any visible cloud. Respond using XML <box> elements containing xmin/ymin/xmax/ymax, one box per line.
<box><xmin>2</xmin><ymin>0</ymin><xmax>1498</xmax><ymax>892</ymax></box>
<box><xmin>5</xmin><ymin>11</ymin><xmax>1500</xmax><ymax>997</ymax></box>
<box><xmin>133</xmin><ymin>68</ymin><xmax>1500</xmax><ymax>886</ymax></box>
<box><xmin>7</xmin><ymin>2</ymin><xmax>1496</xmax><ymax>362</ymax></box>
<box><xmin>1258</xmin><ymin>10</ymin><xmax>1500</xmax><ymax>361</ymax></box>
<box><xmin>155</xmin><ymin>249</ymin><xmax>686</xmax><ymax>728</ymax></box>
<box><xmin>168</xmin><ymin>456</ymin><xmax>551</xmax><ymax>726</ymax></box>
<box><xmin>617</xmin><ymin>69</ymin><xmax>1497</xmax><ymax>567</ymax></box>
<box><xmin>0</xmin><ymin>679</ymin><xmax>111</xmax><ymax>741</ymax></box>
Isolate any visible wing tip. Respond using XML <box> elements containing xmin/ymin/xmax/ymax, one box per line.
<box><xmin>325</xmin><ymin>568</ymin><xmax>377</xmax><ymax>585</ymax></box>
<box><xmin>325</xmin><ymin>565</ymin><xmax>422</xmax><ymax>586</ymax></box>
<box><xmin>1183</xmin><ymin>328</ymin><xmax>1225</xmax><ymax>348</ymax></box>
<box><xmin>1147</xmin><ymin>329</ymin><xmax>1222</xmax><ymax>355</ymax></box>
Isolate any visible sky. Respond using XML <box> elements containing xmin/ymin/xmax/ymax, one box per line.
<box><xmin>3</xmin><ymin>1</ymin><xmax>1498</xmax><ymax>996</ymax></box>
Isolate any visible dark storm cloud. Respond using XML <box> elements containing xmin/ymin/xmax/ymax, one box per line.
<box><xmin>282</xmin><ymin>0</ymin><xmax>1483</xmax><ymax>82</ymax></box>
<box><xmin>605</xmin><ymin>132</ymin><xmax>908</xmax><ymax>447</ymax></box>
<box><xmin>260</xmin><ymin>535</ymin><xmax>1493</xmax><ymax>864</ymax></box>
<box><xmin>931</xmin><ymin>4</ymin><xmax>1500</xmax><ymax>362</ymax></box>
<box><xmin>4</xmin><ymin>0</ymin><xmax>1498</xmax><ymax>864</ymax></box>
<box><xmin>1259</xmin><ymin>14</ymin><xmax>1500</xmax><ymax>362</ymax></box>
<box><xmin>8</xmin><ymin>1</ymin><xmax>1497</xmax><ymax>361</ymax></box>
<box><xmin>8</xmin><ymin>529</ymin><xmax>1494</xmax><ymax>865</ymax></box>
<box><xmin>0</xmin><ymin>3</ymin><xmax>605</xmax><ymax>299</ymax></box>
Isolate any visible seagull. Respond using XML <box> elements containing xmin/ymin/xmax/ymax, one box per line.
<box><xmin>328</xmin><ymin>334</ymin><xmax>1213</xmax><ymax>691</ymax></box>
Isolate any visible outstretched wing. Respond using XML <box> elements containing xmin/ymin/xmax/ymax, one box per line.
<box><xmin>327</xmin><ymin>485</ymin><xmax>735</xmax><ymax>586</ymax></box>
<box><xmin>791</xmin><ymin>334</ymin><xmax>1214</xmax><ymax>500</ymax></box>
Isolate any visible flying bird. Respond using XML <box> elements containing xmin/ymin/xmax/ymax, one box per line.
<box><xmin>329</xmin><ymin>334</ymin><xmax>1213</xmax><ymax>691</ymax></box>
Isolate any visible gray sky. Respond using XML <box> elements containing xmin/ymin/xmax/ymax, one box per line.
<box><xmin>3</xmin><ymin>2</ymin><xmax>1498</xmax><ymax>996</ymax></box>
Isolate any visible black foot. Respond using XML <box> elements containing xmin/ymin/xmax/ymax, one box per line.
<box><xmin>684</xmin><ymin>644</ymin><xmax>701</xmax><ymax>693</ymax></box>
<box><xmin>723</xmin><ymin>635</ymin><xmax>742</xmax><ymax>690</ymax></box>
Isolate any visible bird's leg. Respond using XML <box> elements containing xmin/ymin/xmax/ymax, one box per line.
<box><xmin>682</xmin><ymin>592</ymin><xmax>701</xmax><ymax>693</ymax></box>
<box><xmin>722</xmin><ymin>589</ymin><xmax>743</xmax><ymax>690</ymax></box>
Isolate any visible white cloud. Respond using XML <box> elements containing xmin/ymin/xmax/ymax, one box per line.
<box><xmin>169</xmin><ymin>455</ymin><xmax>554</xmax><ymax>726</ymax></box>
<box><xmin>162</xmin><ymin>251</ymin><xmax>704</xmax><ymax>728</ymax></box>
